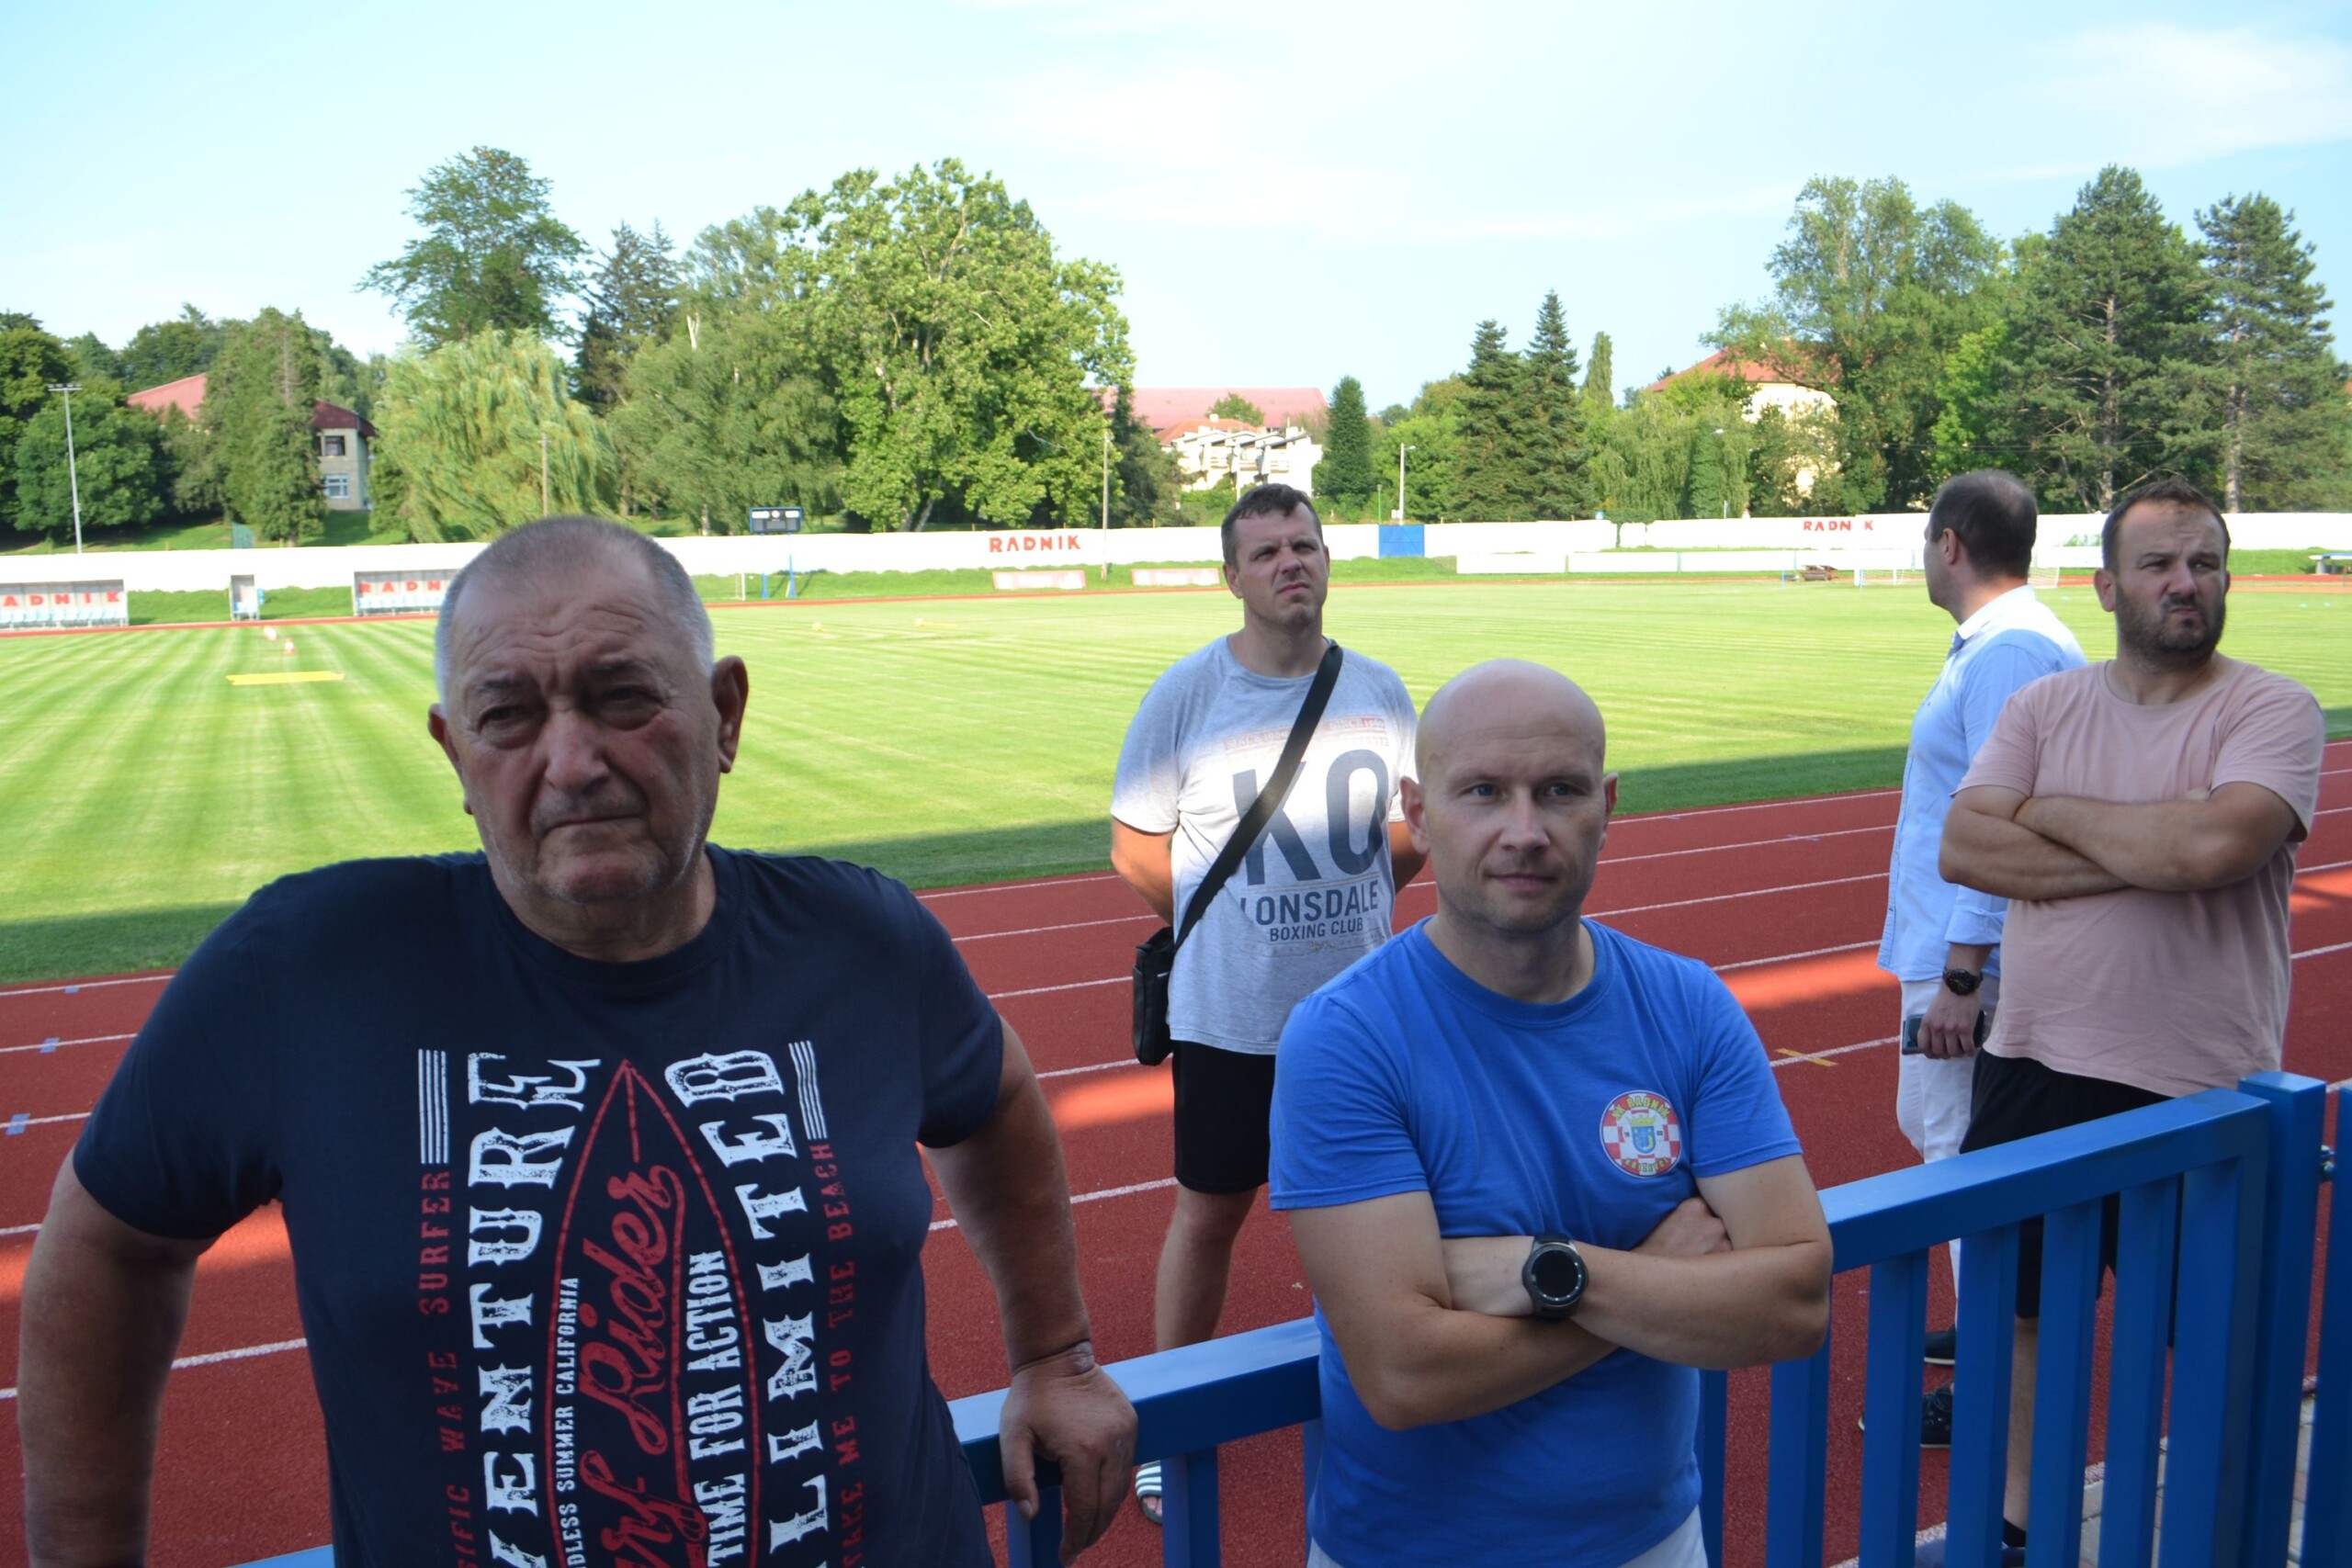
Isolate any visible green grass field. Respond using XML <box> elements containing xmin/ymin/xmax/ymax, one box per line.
<box><xmin>3</xmin><ymin>577</ymin><xmax>2347</xmax><ymax>983</ymax></box>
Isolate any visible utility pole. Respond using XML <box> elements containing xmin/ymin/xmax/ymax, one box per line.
<box><xmin>46</xmin><ymin>384</ymin><xmax>85</xmax><ymax>555</ymax></box>
<box><xmin>1396</xmin><ymin>444</ymin><xmax>1415</xmax><ymax>523</ymax></box>
<box><xmin>539</xmin><ymin>432</ymin><xmax>551</xmax><ymax>517</ymax></box>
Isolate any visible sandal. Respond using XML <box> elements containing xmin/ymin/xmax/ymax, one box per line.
<box><xmin>1133</xmin><ymin>1460</ymin><xmax>1164</xmax><ymax>1526</ymax></box>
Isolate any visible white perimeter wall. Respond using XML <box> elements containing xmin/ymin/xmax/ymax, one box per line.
<box><xmin>8</xmin><ymin>513</ymin><xmax>2347</xmax><ymax>595</ymax></box>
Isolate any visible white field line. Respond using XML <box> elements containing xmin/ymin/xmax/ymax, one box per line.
<box><xmin>930</xmin><ymin>1176</ymin><xmax>1177</xmax><ymax>1234</ymax></box>
<box><xmin>0</xmin><ymin>1032</ymin><xmax>131</xmax><ymax>1057</ymax></box>
<box><xmin>0</xmin><ymin>974</ymin><xmax>170</xmax><ymax>1002</ymax></box>
<box><xmin>0</xmin><ymin>1337</ymin><xmax>310</xmax><ymax>1402</ymax></box>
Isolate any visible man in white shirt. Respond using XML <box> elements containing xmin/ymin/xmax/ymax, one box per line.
<box><xmin>1875</xmin><ymin>469</ymin><xmax>2083</xmax><ymax>1446</ymax></box>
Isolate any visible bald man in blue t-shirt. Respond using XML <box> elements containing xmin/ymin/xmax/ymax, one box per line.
<box><xmin>1270</xmin><ymin>660</ymin><xmax>1832</xmax><ymax>1568</ymax></box>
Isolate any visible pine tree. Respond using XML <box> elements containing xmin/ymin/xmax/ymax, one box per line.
<box><xmin>1107</xmin><ymin>383</ymin><xmax>1182</xmax><ymax>525</ymax></box>
<box><xmin>2191</xmin><ymin>194</ymin><xmax>2351</xmax><ymax>510</ymax></box>
<box><xmin>1453</xmin><ymin>321</ymin><xmax>1533</xmax><ymax>519</ymax></box>
<box><xmin>1320</xmin><ymin>376</ymin><xmax>1376</xmax><ymax>511</ymax></box>
<box><xmin>1521</xmin><ymin>291</ymin><xmax>1592</xmax><ymax>516</ymax></box>
<box><xmin>207</xmin><ymin>310</ymin><xmax>327</xmax><ymax>543</ymax></box>
<box><xmin>1583</xmin><ymin>332</ymin><xmax>1615</xmax><ymax>413</ymax></box>
<box><xmin>577</xmin><ymin>221</ymin><xmax>684</xmax><ymax>413</ymax></box>
<box><xmin>2005</xmin><ymin>166</ymin><xmax>2209</xmax><ymax>512</ymax></box>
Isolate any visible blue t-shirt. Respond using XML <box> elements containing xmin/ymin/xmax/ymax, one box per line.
<box><xmin>75</xmin><ymin>848</ymin><xmax>1002</xmax><ymax>1568</ymax></box>
<box><xmin>1269</xmin><ymin>919</ymin><xmax>1802</xmax><ymax>1567</ymax></box>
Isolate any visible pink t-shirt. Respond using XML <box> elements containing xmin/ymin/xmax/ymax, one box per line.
<box><xmin>1958</xmin><ymin>658</ymin><xmax>2324</xmax><ymax>1097</ymax></box>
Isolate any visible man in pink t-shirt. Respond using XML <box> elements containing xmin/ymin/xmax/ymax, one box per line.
<box><xmin>1939</xmin><ymin>477</ymin><xmax>2324</xmax><ymax>1555</ymax></box>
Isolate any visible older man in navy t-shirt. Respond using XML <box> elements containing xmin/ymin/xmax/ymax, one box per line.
<box><xmin>1272</xmin><ymin>661</ymin><xmax>1832</xmax><ymax>1568</ymax></box>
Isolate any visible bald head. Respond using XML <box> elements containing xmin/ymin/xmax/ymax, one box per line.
<box><xmin>435</xmin><ymin>516</ymin><xmax>713</xmax><ymax>701</ymax></box>
<box><xmin>1418</xmin><ymin>660</ymin><xmax>1606</xmax><ymax>782</ymax></box>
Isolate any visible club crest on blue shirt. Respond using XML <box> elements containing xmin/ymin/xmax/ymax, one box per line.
<box><xmin>1600</xmin><ymin>1090</ymin><xmax>1683</xmax><ymax>1177</ymax></box>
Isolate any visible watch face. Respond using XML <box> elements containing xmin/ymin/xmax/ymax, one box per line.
<box><xmin>1531</xmin><ymin>1247</ymin><xmax>1581</xmax><ymax>1298</ymax></box>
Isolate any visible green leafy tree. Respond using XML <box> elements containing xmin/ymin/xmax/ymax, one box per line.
<box><xmin>1583</xmin><ymin>332</ymin><xmax>1614</xmax><ymax>413</ymax></box>
<box><xmin>608</xmin><ymin>306</ymin><xmax>839</xmax><ymax>530</ymax></box>
<box><xmin>1590</xmin><ymin>379</ymin><xmax>1753</xmax><ymax>522</ymax></box>
<box><xmin>577</xmin><ymin>221</ymin><xmax>684</xmax><ymax>414</ymax></box>
<box><xmin>1</xmin><ymin>320</ymin><xmax>77</xmax><ymax>532</ymax></box>
<box><xmin>1522</xmin><ymin>291</ymin><xmax>1593</xmax><ymax>516</ymax></box>
<box><xmin>157</xmin><ymin>403</ymin><xmax>221</xmax><ymax>517</ymax></box>
<box><xmin>1714</xmin><ymin>175</ymin><xmax>2001</xmax><ymax>511</ymax></box>
<box><xmin>1107</xmin><ymin>384</ymin><xmax>1181</xmax><ymax>526</ymax></box>
<box><xmin>1926</xmin><ymin>321</ymin><xmax>2013</xmax><ymax>484</ymax></box>
<box><xmin>375</xmin><ymin>331</ymin><xmax>617</xmax><ymax>540</ymax></box>
<box><xmin>2004</xmin><ymin>166</ymin><xmax>2210</xmax><ymax>512</ymax></box>
<box><xmin>360</xmin><ymin>147</ymin><xmax>587</xmax><ymax>347</ymax></box>
<box><xmin>1453</xmin><ymin>320</ymin><xmax>1536</xmax><ymax>518</ymax></box>
<box><xmin>119</xmin><ymin>306</ymin><xmax>228</xmax><ymax>389</ymax></box>
<box><xmin>689</xmin><ymin>160</ymin><xmax>1132</xmax><ymax>530</ymax></box>
<box><xmin>68</xmin><ymin>334</ymin><xmax>124</xmax><ymax>383</ymax></box>
<box><xmin>11</xmin><ymin>388</ymin><xmax>167</xmax><ymax>538</ymax></box>
<box><xmin>1208</xmin><ymin>393</ymin><xmax>1264</xmax><ymax>423</ymax></box>
<box><xmin>207</xmin><ymin>309</ymin><xmax>328</xmax><ymax>543</ymax></box>
<box><xmin>1319</xmin><ymin>376</ymin><xmax>1376</xmax><ymax>512</ymax></box>
<box><xmin>2188</xmin><ymin>194</ymin><xmax>2350</xmax><ymax>510</ymax></box>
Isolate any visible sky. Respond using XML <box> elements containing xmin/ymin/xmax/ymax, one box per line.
<box><xmin>5</xmin><ymin>0</ymin><xmax>2349</xmax><ymax>411</ymax></box>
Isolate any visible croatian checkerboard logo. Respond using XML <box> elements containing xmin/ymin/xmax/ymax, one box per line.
<box><xmin>1600</xmin><ymin>1089</ymin><xmax>1682</xmax><ymax>1177</ymax></box>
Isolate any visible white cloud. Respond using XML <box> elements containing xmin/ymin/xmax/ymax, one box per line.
<box><xmin>2031</xmin><ymin>22</ymin><xmax>2352</xmax><ymax>168</ymax></box>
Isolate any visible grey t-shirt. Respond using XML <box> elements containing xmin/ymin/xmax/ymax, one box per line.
<box><xmin>1112</xmin><ymin>637</ymin><xmax>1418</xmax><ymax>1055</ymax></box>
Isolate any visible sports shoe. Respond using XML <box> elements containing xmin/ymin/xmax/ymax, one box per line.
<box><xmin>1924</xmin><ymin>1327</ymin><xmax>1958</xmax><ymax>1367</ymax></box>
<box><xmin>1919</xmin><ymin>1383</ymin><xmax>1954</xmax><ymax>1449</ymax></box>
<box><xmin>1913</xmin><ymin>1537</ymin><xmax>2024</xmax><ymax>1568</ymax></box>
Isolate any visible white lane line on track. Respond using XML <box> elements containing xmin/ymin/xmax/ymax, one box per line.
<box><xmin>921</xmin><ymin>873</ymin><xmax>1123</xmax><ymax>903</ymax></box>
<box><xmin>958</xmin><ymin>912</ymin><xmax>1156</xmax><ymax>944</ymax></box>
<box><xmin>1611</xmin><ymin>787</ymin><xmax>1899</xmax><ymax>823</ymax></box>
<box><xmin>0</xmin><ymin>1337</ymin><xmax>311</xmax><ymax>1402</ymax></box>
<box><xmin>4</xmin><ymin>1111</ymin><xmax>88</xmax><ymax>1131</ymax></box>
<box><xmin>988</xmin><ymin>976</ymin><xmax>1126</xmax><ymax>1001</ymax></box>
<box><xmin>0</xmin><ymin>974</ymin><xmax>171</xmax><ymax>1002</ymax></box>
<box><xmin>1604</xmin><ymin>823</ymin><xmax>1892</xmax><ymax>865</ymax></box>
<box><xmin>929</xmin><ymin>1176</ymin><xmax>1178</xmax><ymax>1233</ymax></box>
<box><xmin>0</xmin><ymin>1032</ymin><xmax>131</xmax><ymax>1057</ymax></box>
<box><xmin>1717</xmin><ymin>940</ymin><xmax>1878</xmax><ymax>971</ymax></box>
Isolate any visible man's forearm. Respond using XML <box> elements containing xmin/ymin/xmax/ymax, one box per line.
<box><xmin>1342</xmin><ymin>1295</ymin><xmax>1622</xmax><ymax>1429</ymax></box>
<box><xmin>2018</xmin><ymin>795</ymin><xmax>2272</xmax><ymax>892</ymax></box>
<box><xmin>20</xmin><ymin>1176</ymin><xmax>201</xmax><ymax>1565</ymax></box>
<box><xmin>1572</xmin><ymin>1240</ymin><xmax>1829</xmax><ymax>1369</ymax></box>
<box><xmin>1941</xmin><ymin>805</ymin><xmax>2127</xmax><ymax>900</ymax></box>
<box><xmin>929</xmin><ymin>1068</ymin><xmax>1094</xmax><ymax>1369</ymax></box>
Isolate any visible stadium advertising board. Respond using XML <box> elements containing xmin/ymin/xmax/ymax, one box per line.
<box><xmin>353</xmin><ymin>571</ymin><xmax>452</xmax><ymax>616</ymax></box>
<box><xmin>0</xmin><ymin>581</ymin><xmax>129</xmax><ymax>629</ymax></box>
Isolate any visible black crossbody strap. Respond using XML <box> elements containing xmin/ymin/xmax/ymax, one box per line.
<box><xmin>1171</xmin><ymin>641</ymin><xmax>1344</xmax><ymax>952</ymax></box>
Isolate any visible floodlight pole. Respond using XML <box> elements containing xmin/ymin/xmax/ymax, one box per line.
<box><xmin>47</xmin><ymin>383</ymin><xmax>84</xmax><ymax>555</ymax></box>
<box><xmin>1396</xmin><ymin>445</ymin><xmax>1415</xmax><ymax>523</ymax></box>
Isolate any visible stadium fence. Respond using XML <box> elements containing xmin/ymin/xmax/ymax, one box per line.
<box><xmin>235</xmin><ymin>1074</ymin><xmax>2346</xmax><ymax>1568</ymax></box>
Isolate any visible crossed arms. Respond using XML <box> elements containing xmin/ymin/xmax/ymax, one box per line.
<box><xmin>1284</xmin><ymin>1156</ymin><xmax>1829</xmax><ymax>1431</ymax></box>
<box><xmin>1939</xmin><ymin>782</ymin><xmax>2303</xmax><ymax>900</ymax></box>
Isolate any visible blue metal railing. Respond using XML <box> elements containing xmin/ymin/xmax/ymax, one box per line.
<box><xmin>236</xmin><ymin>1075</ymin><xmax>2344</xmax><ymax>1568</ymax></box>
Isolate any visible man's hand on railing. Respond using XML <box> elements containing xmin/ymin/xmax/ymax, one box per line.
<box><xmin>998</xmin><ymin>1337</ymin><xmax>1137</xmax><ymax>1562</ymax></box>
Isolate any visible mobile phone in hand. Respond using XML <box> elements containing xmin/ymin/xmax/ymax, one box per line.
<box><xmin>1901</xmin><ymin>1010</ymin><xmax>1991</xmax><ymax>1055</ymax></box>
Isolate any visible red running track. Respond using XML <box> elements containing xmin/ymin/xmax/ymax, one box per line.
<box><xmin>2</xmin><ymin>740</ymin><xmax>2348</xmax><ymax>1567</ymax></box>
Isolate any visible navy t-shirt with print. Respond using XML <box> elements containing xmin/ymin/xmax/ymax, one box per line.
<box><xmin>75</xmin><ymin>847</ymin><xmax>1003</xmax><ymax>1568</ymax></box>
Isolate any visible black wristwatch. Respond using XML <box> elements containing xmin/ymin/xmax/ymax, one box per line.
<box><xmin>1523</xmin><ymin>1233</ymin><xmax>1588</xmax><ymax>1320</ymax></box>
<box><xmin>1941</xmin><ymin>967</ymin><xmax>1983</xmax><ymax>998</ymax></box>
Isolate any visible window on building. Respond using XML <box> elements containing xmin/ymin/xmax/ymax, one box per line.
<box><xmin>323</xmin><ymin>474</ymin><xmax>352</xmax><ymax>500</ymax></box>
<box><xmin>322</xmin><ymin>434</ymin><xmax>346</xmax><ymax>457</ymax></box>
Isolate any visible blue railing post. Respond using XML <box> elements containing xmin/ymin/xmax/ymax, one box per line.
<box><xmin>1002</xmin><ymin>1486</ymin><xmax>1064</xmax><ymax>1566</ymax></box>
<box><xmin>1858</xmin><ymin>1250</ymin><xmax>1928</xmax><ymax>1565</ymax></box>
<box><xmin>2101</xmin><ymin>1177</ymin><xmax>2181</xmax><ymax>1566</ymax></box>
<box><xmin>2161</xmin><ymin>1152</ymin><xmax>2264</xmax><ymax>1565</ymax></box>
<box><xmin>2305</xmin><ymin>1088</ymin><xmax>2349</xmax><ymax>1568</ymax></box>
<box><xmin>1763</xmin><ymin>1344</ymin><xmax>1830</xmax><ymax>1566</ymax></box>
<box><xmin>1299</xmin><ymin>1416</ymin><xmax>1323</xmax><ymax>1558</ymax></box>
<box><xmin>1697</xmin><ymin>1370</ymin><xmax>1727</xmax><ymax>1567</ymax></box>
<box><xmin>2026</xmin><ymin>1199</ymin><xmax>2104</xmax><ymax>1566</ymax></box>
<box><xmin>1946</xmin><ymin>1224</ymin><xmax>2019</xmax><ymax>1568</ymax></box>
<box><xmin>1161</xmin><ymin>1448</ymin><xmax>1219</xmax><ymax>1566</ymax></box>
<box><xmin>2237</xmin><ymin>1073</ymin><xmax>2328</xmax><ymax>1567</ymax></box>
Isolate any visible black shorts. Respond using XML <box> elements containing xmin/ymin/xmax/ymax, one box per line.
<box><xmin>1170</xmin><ymin>1041</ymin><xmax>1277</xmax><ymax>1195</ymax></box>
<box><xmin>1960</xmin><ymin>1050</ymin><xmax>2168</xmax><ymax>1319</ymax></box>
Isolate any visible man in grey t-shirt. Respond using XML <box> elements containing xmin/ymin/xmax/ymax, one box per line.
<box><xmin>1111</xmin><ymin>482</ymin><xmax>1419</xmax><ymax>1524</ymax></box>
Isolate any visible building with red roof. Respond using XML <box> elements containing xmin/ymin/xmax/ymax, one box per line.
<box><xmin>127</xmin><ymin>373</ymin><xmax>379</xmax><ymax>511</ymax></box>
<box><xmin>1127</xmin><ymin>387</ymin><xmax>1327</xmax><ymax>439</ymax></box>
<box><xmin>1643</xmin><ymin>350</ymin><xmax>1838</xmax><ymax>425</ymax></box>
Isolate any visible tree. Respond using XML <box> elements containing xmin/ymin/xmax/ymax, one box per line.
<box><xmin>577</xmin><ymin>221</ymin><xmax>683</xmax><ymax>414</ymax></box>
<box><xmin>2004</xmin><ymin>166</ymin><xmax>2210</xmax><ymax>512</ymax></box>
<box><xmin>206</xmin><ymin>309</ymin><xmax>329</xmax><ymax>543</ymax></box>
<box><xmin>607</xmin><ymin>306</ymin><xmax>838</xmax><ymax>530</ymax></box>
<box><xmin>1926</xmin><ymin>321</ymin><xmax>2013</xmax><ymax>484</ymax></box>
<box><xmin>1452</xmin><ymin>320</ymin><xmax>1534</xmax><ymax>518</ymax></box>
<box><xmin>1208</xmin><ymin>392</ymin><xmax>1264</xmax><ymax>424</ymax></box>
<box><xmin>1319</xmin><ymin>376</ymin><xmax>1376</xmax><ymax>512</ymax></box>
<box><xmin>375</xmin><ymin>331</ymin><xmax>617</xmax><ymax>541</ymax></box>
<box><xmin>0</xmin><ymin>320</ymin><xmax>75</xmax><ymax>531</ymax></box>
<box><xmin>689</xmin><ymin>160</ymin><xmax>1132</xmax><ymax>530</ymax></box>
<box><xmin>118</xmin><ymin>306</ymin><xmax>229</xmax><ymax>389</ymax></box>
<box><xmin>68</xmin><ymin>334</ymin><xmax>124</xmax><ymax>383</ymax></box>
<box><xmin>360</xmin><ymin>147</ymin><xmax>587</xmax><ymax>347</ymax></box>
<box><xmin>1714</xmin><ymin>175</ymin><xmax>2001</xmax><ymax>511</ymax></box>
<box><xmin>1521</xmin><ymin>291</ymin><xmax>1593</xmax><ymax>517</ymax></box>
<box><xmin>2188</xmin><ymin>194</ymin><xmax>2351</xmax><ymax>510</ymax></box>
<box><xmin>1583</xmin><ymin>332</ymin><xmax>1615</xmax><ymax>413</ymax></box>
<box><xmin>1107</xmin><ymin>384</ymin><xmax>1182</xmax><ymax>526</ymax></box>
<box><xmin>11</xmin><ymin>389</ymin><xmax>167</xmax><ymax>538</ymax></box>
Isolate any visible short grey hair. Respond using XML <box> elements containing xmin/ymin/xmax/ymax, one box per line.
<box><xmin>435</xmin><ymin>516</ymin><xmax>715</xmax><ymax>701</ymax></box>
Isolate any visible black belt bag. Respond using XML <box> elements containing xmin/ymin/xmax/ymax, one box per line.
<box><xmin>1131</xmin><ymin>642</ymin><xmax>1344</xmax><ymax>1066</ymax></box>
